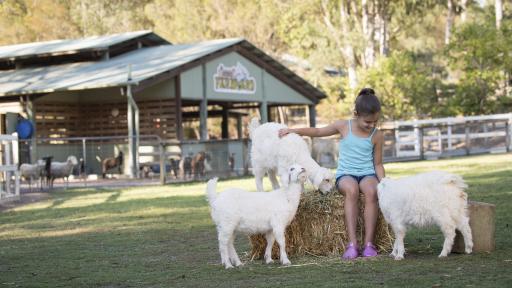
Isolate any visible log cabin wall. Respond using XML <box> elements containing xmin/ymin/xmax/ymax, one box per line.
<box><xmin>34</xmin><ymin>99</ymin><xmax>177</xmax><ymax>140</ymax></box>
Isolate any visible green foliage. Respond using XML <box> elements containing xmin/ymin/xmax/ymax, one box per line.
<box><xmin>1</xmin><ymin>0</ymin><xmax>511</xmax><ymax>120</ymax></box>
<box><xmin>359</xmin><ymin>52</ymin><xmax>441</xmax><ymax>120</ymax></box>
<box><xmin>446</xmin><ymin>12</ymin><xmax>512</xmax><ymax>115</ymax></box>
<box><xmin>0</xmin><ymin>0</ymin><xmax>81</xmax><ymax>44</ymax></box>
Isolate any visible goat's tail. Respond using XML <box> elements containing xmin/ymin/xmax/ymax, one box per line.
<box><xmin>441</xmin><ymin>172</ymin><xmax>468</xmax><ymax>200</ymax></box>
<box><xmin>205</xmin><ymin>177</ymin><xmax>218</xmax><ymax>205</ymax></box>
<box><xmin>248</xmin><ymin>117</ymin><xmax>260</xmax><ymax>139</ymax></box>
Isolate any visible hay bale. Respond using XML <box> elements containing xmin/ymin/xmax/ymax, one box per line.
<box><xmin>250</xmin><ymin>190</ymin><xmax>393</xmax><ymax>259</ymax></box>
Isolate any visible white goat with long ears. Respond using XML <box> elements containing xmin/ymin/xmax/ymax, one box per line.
<box><xmin>249</xmin><ymin>117</ymin><xmax>334</xmax><ymax>194</ymax></box>
<box><xmin>206</xmin><ymin>164</ymin><xmax>307</xmax><ymax>269</ymax></box>
<box><xmin>50</xmin><ymin>155</ymin><xmax>78</xmax><ymax>188</ymax></box>
<box><xmin>377</xmin><ymin>171</ymin><xmax>473</xmax><ymax>260</ymax></box>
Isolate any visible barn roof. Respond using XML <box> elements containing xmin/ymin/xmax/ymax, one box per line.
<box><xmin>0</xmin><ymin>30</ymin><xmax>168</xmax><ymax>62</ymax></box>
<box><xmin>0</xmin><ymin>35</ymin><xmax>326</xmax><ymax>103</ymax></box>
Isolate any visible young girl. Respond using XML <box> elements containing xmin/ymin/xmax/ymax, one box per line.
<box><xmin>278</xmin><ymin>88</ymin><xmax>385</xmax><ymax>260</ymax></box>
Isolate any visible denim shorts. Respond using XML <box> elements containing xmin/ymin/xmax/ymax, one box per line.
<box><xmin>335</xmin><ymin>173</ymin><xmax>377</xmax><ymax>188</ymax></box>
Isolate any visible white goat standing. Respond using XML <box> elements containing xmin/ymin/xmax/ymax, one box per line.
<box><xmin>50</xmin><ymin>155</ymin><xmax>78</xmax><ymax>188</ymax></box>
<box><xmin>19</xmin><ymin>159</ymin><xmax>45</xmax><ymax>191</ymax></box>
<box><xmin>248</xmin><ymin>118</ymin><xmax>334</xmax><ymax>194</ymax></box>
<box><xmin>377</xmin><ymin>171</ymin><xmax>473</xmax><ymax>260</ymax></box>
<box><xmin>206</xmin><ymin>164</ymin><xmax>307</xmax><ymax>269</ymax></box>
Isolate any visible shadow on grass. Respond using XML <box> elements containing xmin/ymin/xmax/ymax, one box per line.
<box><xmin>0</xmin><ymin>192</ymin><xmax>212</xmax><ymax>232</ymax></box>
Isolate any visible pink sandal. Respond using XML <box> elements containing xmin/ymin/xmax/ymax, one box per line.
<box><xmin>342</xmin><ymin>242</ymin><xmax>359</xmax><ymax>260</ymax></box>
<box><xmin>362</xmin><ymin>242</ymin><xmax>378</xmax><ymax>257</ymax></box>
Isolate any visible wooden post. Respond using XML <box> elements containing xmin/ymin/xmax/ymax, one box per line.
<box><xmin>419</xmin><ymin>126</ymin><xmax>424</xmax><ymax>160</ymax></box>
<box><xmin>5</xmin><ymin>136</ymin><xmax>11</xmax><ymax>195</ymax></box>
<box><xmin>259</xmin><ymin>68</ymin><xmax>268</xmax><ymax>123</ymax></box>
<box><xmin>126</xmin><ymin>64</ymin><xmax>139</xmax><ymax>178</ymax></box>
<box><xmin>200</xmin><ymin>64</ymin><xmax>208</xmax><ymax>140</ymax></box>
<box><xmin>465</xmin><ymin>122</ymin><xmax>471</xmax><ymax>155</ymax></box>
<box><xmin>506</xmin><ymin>121</ymin><xmax>510</xmax><ymax>153</ymax></box>
<box><xmin>309</xmin><ymin>104</ymin><xmax>316</xmax><ymax>128</ymax></box>
<box><xmin>236</xmin><ymin>115</ymin><xmax>242</xmax><ymax>139</ymax></box>
<box><xmin>159</xmin><ymin>142</ymin><xmax>166</xmax><ymax>185</ymax></box>
<box><xmin>221</xmin><ymin>106</ymin><xmax>228</xmax><ymax>139</ymax></box>
<box><xmin>447</xmin><ymin>123</ymin><xmax>453</xmax><ymax>151</ymax></box>
<box><xmin>453</xmin><ymin>201</ymin><xmax>496</xmax><ymax>253</ymax></box>
<box><xmin>394</xmin><ymin>122</ymin><xmax>400</xmax><ymax>158</ymax></box>
<box><xmin>13</xmin><ymin>134</ymin><xmax>19</xmax><ymax>198</ymax></box>
<box><xmin>175</xmin><ymin>75</ymin><xmax>183</xmax><ymax>141</ymax></box>
<box><xmin>437</xmin><ymin>126</ymin><xmax>442</xmax><ymax>154</ymax></box>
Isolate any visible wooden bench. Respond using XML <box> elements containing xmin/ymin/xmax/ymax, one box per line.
<box><xmin>452</xmin><ymin>201</ymin><xmax>496</xmax><ymax>253</ymax></box>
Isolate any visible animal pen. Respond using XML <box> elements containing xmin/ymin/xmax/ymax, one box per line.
<box><xmin>0</xmin><ymin>31</ymin><xmax>327</xmax><ymax>186</ymax></box>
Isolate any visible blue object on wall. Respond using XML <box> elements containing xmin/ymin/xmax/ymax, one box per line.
<box><xmin>150</xmin><ymin>164</ymin><xmax>171</xmax><ymax>173</ymax></box>
<box><xmin>16</xmin><ymin>119</ymin><xmax>34</xmax><ymax>139</ymax></box>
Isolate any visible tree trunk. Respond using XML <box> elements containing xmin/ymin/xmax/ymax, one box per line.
<box><xmin>362</xmin><ymin>0</ymin><xmax>376</xmax><ymax>68</ymax></box>
<box><xmin>445</xmin><ymin>0</ymin><xmax>454</xmax><ymax>45</ymax></box>
<box><xmin>339</xmin><ymin>1</ymin><xmax>358</xmax><ymax>88</ymax></box>
<box><xmin>321</xmin><ymin>0</ymin><xmax>358</xmax><ymax>89</ymax></box>
<box><xmin>377</xmin><ymin>0</ymin><xmax>389</xmax><ymax>56</ymax></box>
<box><xmin>460</xmin><ymin>0</ymin><xmax>468</xmax><ymax>22</ymax></box>
<box><xmin>496</xmin><ymin>0</ymin><xmax>503</xmax><ymax>29</ymax></box>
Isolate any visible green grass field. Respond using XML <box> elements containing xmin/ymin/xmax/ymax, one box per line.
<box><xmin>1</xmin><ymin>153</ymin><xmax>511</xmax><ymax>287</ymax></box>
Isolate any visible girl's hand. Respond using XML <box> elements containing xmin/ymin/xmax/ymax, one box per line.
<box><xmin>278</xmin><ymin>128</ymin><xmax>291</xmax><ymax>138</ymax></box>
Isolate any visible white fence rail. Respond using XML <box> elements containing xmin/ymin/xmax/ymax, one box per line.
<box><xmin>311</xmin><ymin>113</ymin><xmax>512</xmax><ymax>168</ymax></box>
<box><xmin>391</xmin><ymin>113</ymin><xmax>512</xmax><ymax>159</ymax></box>
<box><xmin>0</xmin><ymin>133</ymin><xmax>20</xmax><ymax>203</ymax></box>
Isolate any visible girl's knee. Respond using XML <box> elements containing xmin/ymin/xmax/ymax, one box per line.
<box><xmin>342</xmin><ymin>187</ymin><xmax>359</xmax><ymax>199</ymax></box>
<box><xmin>364</xmin><ymin>189</ymin><xmax>378</xmax><ymax>200</ymax></box>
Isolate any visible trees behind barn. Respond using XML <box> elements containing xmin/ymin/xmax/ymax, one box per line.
<box><xmin>1</xmin><ymin>0</ymin><xmax>510</xmax><ymax>121</ymax></box>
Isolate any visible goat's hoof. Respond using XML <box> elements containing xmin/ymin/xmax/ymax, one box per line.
<box><xmin>394</xmin><ymin>255</ymin><xmax>404</xmax><ymax>261</ymax></box>
<box><xmin>224</xmin><ymin>264</ymin><xmax>234</xmax><ymax>269</ymax></box>
<box><xmin>281</xmin><ymin>259</ymin><xmax>291</xmax><ymax>266</ymax></box>
<box><xmin>465</xmin><ymin>248</ymin><xmax>473</xmax><ymax>254</ymax></box>
<box><xmin>265</xmin><ymin>258</ymin><xmax>274</xmax><ymax>264</ymax></box>
<box><xmin>438</xmin><ymin>253</ymin><xmax>448</xmax><ymax>258</ymax></box>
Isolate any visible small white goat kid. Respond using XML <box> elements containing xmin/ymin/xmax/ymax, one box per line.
<box><xmin>206</xmin><ymin>164</ymin><xmax>307</xmax><ymax>269</ymax></box>
<box><xmin>249</xmin><ymin>118</ymin><xmax>334</xmax><ymax>194</ymax></box>
<box><xmin>377</xmin><ymin>171</ymin><xmax>473</xmax><ymax>260</ymax></box>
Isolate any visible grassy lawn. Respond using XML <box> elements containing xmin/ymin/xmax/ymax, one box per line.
<box><xmin>1</xmin><ymin>153</ymin><xmax>512</xmax><ymax>287</ymax></box>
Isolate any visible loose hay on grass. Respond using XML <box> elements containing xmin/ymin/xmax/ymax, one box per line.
<box><xmin>250</xmin><ymin>190</ymin><xmax>394</xmax><ymax>260</ymax></box>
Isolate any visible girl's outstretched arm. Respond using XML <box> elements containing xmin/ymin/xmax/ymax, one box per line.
<box><xmin>373</xmin><ymin>130</ymin><xmax>385</xmax><ymax>181</ymax></box>
<box><xmin>278</xmin><ymin>120</ymin><xmax>345</xmax><ymax>138</ymax></box>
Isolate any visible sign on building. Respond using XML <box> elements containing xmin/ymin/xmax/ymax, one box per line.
<box><xmin>213</xmin><ymin>62</ymin><xmax>256</xmax><ymax>94</ymax></box>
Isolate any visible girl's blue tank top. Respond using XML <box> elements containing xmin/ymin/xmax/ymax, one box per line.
<box><xmin>335</xmin><ymin>119</ymin><xmax>376</xmax><ymax>177</ymax></box>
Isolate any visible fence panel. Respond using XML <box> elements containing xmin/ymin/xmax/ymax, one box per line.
<box><xmin>0</xmin><ymin>134</ymin><xmax>20</xmax><ymax>202</ymax></box>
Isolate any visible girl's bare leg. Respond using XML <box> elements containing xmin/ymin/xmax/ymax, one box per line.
<box><xmin>338</xmin><ymin>177</ymin><xmax>360</xmax><ymax>246</ymax></box>
<box><xmin>359</xmin><ymin>176</ymin><xmax>379</xmax><ymax>244</ymax></box>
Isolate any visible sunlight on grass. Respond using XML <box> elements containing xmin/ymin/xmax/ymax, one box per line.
<box><xmin>0</xmin><ymin>226</ymin><xmax>102</xmax><ymax>239</ymax></box>
<box><xmin>1</xmin><ymin>204</ymin><xmax>211</xmax><ymax>240</ymax></box>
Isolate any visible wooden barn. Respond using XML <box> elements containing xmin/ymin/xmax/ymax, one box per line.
<box><xmin>0</xmin><ymin>31</ymin><xmax>326</xmax><ymax>180</ymax></box>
